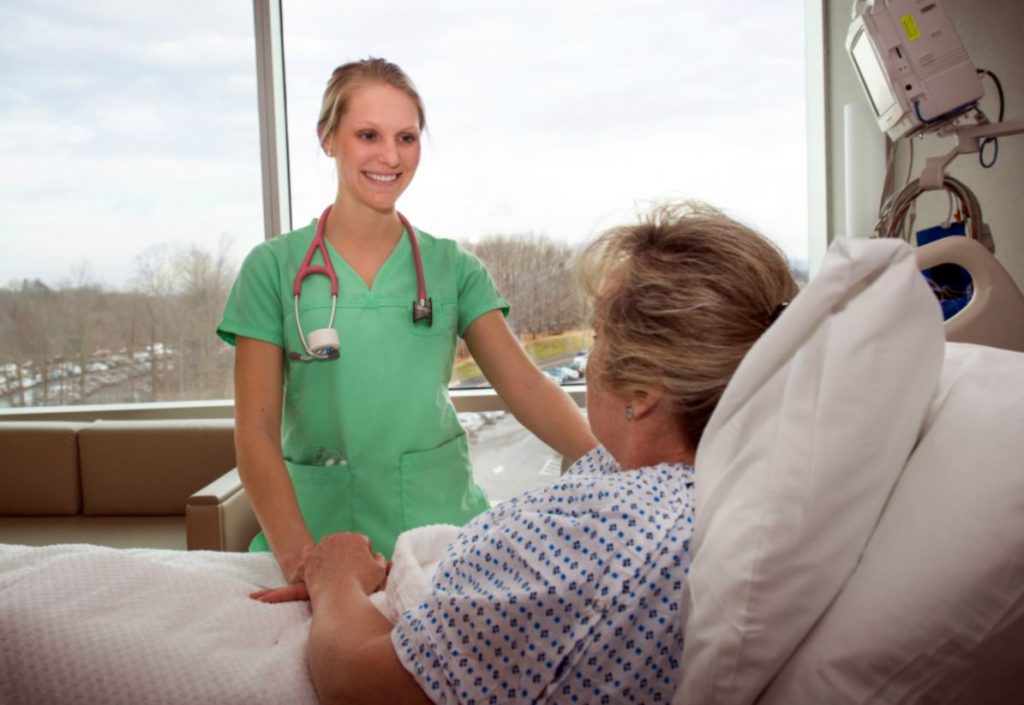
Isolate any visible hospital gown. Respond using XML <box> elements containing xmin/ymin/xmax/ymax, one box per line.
<box><xmin>392</xmin><ymin>446</ymin><xmax>695</xmax><ymax>704</ymax></box>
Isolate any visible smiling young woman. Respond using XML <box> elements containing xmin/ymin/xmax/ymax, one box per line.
<box><xmin>217</xmin><ymin>57</ymin><xmax>596</xmax><ymax>589</ymax></box>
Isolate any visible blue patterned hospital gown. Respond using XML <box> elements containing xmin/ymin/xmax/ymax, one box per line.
<box><xmin>392</xmin><ymin>446</ymin><xmax>695</xmax><ymax>704</ymax></box>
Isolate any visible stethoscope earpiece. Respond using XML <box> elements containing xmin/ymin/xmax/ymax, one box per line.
<box><xmin>292</xmin><ymin>205</ymin><xmax>431</xmax><ymax>362</ymax></box>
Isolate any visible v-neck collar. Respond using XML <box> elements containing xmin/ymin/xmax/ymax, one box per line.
<box><xmin>317</xmin><ymin>220</ymin><xmax>412</xmax><ymax>295</ymax></box>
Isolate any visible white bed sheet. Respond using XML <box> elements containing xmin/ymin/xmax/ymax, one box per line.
<box><xmin>0</xmin><ymin>524</ymin><xmax>458</xmax><ymax>705</ymax></box>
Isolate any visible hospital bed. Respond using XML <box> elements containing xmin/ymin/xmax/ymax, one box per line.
<box><xmin>2</xmin><ymin>236</ymin><xmax>1023</xmax><ymax>704</ymax></box>
<box><xmin>675</xmin><ymin>235</ymin><xmax>1024</xmax><ymax>704</ymax></box>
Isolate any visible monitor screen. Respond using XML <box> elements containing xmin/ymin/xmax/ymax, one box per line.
<box><xmin>851</xmin><ymin>29</ymin><xmax>897</xmax><ymax>118</ymax></box>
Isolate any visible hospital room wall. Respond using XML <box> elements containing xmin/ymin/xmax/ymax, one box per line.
<box><xmin>823</xmin><ymin>0</ymin><xmax>1024</xmax><ymax>291</ymax></box>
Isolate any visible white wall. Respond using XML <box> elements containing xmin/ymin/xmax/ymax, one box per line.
<box><xmin>823</xmin><ymin>0</ymin><xmax>1024</xmax><ymax>289</ymax></box>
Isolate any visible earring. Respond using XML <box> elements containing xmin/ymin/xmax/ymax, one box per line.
<box><xmin>624</xmin><ymin>405</ymin><xmax>634</xmax><ymax>420</ymax></box>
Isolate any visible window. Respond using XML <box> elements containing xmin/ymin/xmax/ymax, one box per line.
<box><xmin>0</xmin><ymin>2</ymin><xmax>262</xmax><ymax>409</ymax></box>
<box><xmin>281</xmin><ymin>1</ymin><xmax>808</xmax><ymax>392</ymax></box>
<box><xmin>0</xmin><ymin>1</ymin><xmax>808</xmax><ymax>423</ymax></box>
<box><xmin>280</xmin><ymin>1</ymin><xmax>807</xmax><ymax>485</ymax></box>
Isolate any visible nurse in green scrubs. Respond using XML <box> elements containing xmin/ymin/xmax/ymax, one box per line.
<box><xmin>217</xmin><ymin>58</ymin><xmax>595</xmax><ymax>586</ymax></box>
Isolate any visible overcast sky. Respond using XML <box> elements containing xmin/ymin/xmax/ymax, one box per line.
<box><xmin>0</xmin><ymin>0</ymin><xmax>807</xmax><ymax>289</ymax></box>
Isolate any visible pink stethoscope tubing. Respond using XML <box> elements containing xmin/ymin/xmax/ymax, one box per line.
<box><xmin>292</xmin><ymin>204</ymin><xmax>431</xmax><ymax>360</ymax></box>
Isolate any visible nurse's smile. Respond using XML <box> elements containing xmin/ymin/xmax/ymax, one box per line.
<box><xmin>363</xmin><ymin>171</ymin><xmax>400</xmax><ymax>184</ymax></box>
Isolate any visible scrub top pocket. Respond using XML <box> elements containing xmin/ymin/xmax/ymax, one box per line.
<box><xmin>399</xmin><ymin>434</ymin><xmax>489</xmax><ymax>531</ymax></box>
<box><xmin>286</xmin><ymin>460</ymin><xmax>354</xmax><ymax>542</ymax></box>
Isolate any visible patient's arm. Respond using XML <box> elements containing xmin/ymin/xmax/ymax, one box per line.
<box><xmin>305</xmin><ymin>534</ymin><xmax>432</xmax><ymax>705</ymax></box>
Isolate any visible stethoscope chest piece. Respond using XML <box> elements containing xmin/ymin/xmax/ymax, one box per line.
<box><xmin>289</xmin><ymin>325</ymin><xmax>340</xmax><ymax>362</ymax></box>
<box><xmin>307</xmin><ymin>327</ymin><xmax>341</xmax><ymax>358</ymax></box>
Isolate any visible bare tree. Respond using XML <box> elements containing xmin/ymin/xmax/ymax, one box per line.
<box><xmin>467</xmin><ymin>234</ymin><xmax>581</xmax><ymax>338</ymax></box>
<box><xmin>56</xmin><ymin>262</ymin><xmax>105</xmax><ymax>404</ymax></box>
<box><xmin>1</xmin><ymin>280</ymin><xmax>56</xmax><ymax>406</ymax></box>
<box><xmin>133</xmin><ymin>245</ymin><xmax>180</xmax><ymax>400</ymax></box>
<box><xmin>0</xmin><ymin>234</ymin><xmax>240</xmax><ymax>408</ymax></box>
<box><xmin>173</xmin><ymin>234</ymin><xmax>236</xmax><ymax>400</ymax></box>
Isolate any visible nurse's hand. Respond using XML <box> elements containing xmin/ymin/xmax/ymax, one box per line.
<box><xmin>305</xmin><ymin>532</ymin><xmax>388</xmax><ymax>598</ymax></box>
<box><xmin>280</xmin><ymin>541</ymin><xmax>313</xmax><ymax>586</ymax></box>
<box><xmin>249</xmin><ymin>551</ymin><xmax>309</xmax><ymax>602</ymax></box>
<box><xmin>250</xmin><ymin>583</ymin><xmax>310</xmax><ymax>603</ymax></box>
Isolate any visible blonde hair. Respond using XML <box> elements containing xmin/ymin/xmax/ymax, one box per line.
<box><xmin>576</xmin><ymin>200</ymin><xmax>799</xmax><ymax>448</ymax></box>
<box><xmin>316</xmin><ymin>57</ymin><xmax>426</xmax><ymax>148</ymax></box>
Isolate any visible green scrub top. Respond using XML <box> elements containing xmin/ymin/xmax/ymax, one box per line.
<box><xmin>217</xmin><ymin>217</ymin><xmax>508</xmax><ymax>558</ymax></box>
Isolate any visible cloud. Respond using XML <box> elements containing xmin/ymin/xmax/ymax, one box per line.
<box><xmin>1</xmin><ymin>0</ymin><xmax>809</xmax><ymax>287</ymax></box>
<box><xmin>287</xmin><ymin>0</ymin><xmax>808</xmax><ymax>256</ymax></box>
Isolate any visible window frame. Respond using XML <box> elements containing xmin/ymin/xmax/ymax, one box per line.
<box><xmin>254</xmin><ymin>0</ymin><xmax>293</xmax><ymax>240</ymax></box>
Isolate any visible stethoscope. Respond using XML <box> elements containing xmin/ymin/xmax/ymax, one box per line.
<box><xmin>290</xmin><ymin>204</ymin><xmax>432</xmax><ymax>362</ymax></box>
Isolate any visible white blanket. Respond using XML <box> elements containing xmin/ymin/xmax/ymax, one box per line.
<box><xmin>0</xmin><ymin>524</ymin><xmax>459</xmax><ymax>705</ymax></box>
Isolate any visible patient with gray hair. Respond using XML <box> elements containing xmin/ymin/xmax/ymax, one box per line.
<box><xmin>253</xmin><ymin>200</ymin><xmax>800</xmax><ymax>704</ymax></box>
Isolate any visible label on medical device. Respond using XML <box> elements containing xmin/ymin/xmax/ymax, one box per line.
<box><xmin>900</xmin><ymin>14</ymin><xmax>921</xmax><ymax>42</ymax></box>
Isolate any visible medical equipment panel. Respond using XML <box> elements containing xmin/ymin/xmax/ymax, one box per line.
<box><xmin>846</xmin><ymin>0</ymin><xmax>983</xmax><ymax>140</ymax></box>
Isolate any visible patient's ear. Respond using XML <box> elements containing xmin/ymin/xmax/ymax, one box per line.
<box><xmin>630</xmin><ymin>388</ymin><xmax>662</xmax><ymax>420</ymax></box>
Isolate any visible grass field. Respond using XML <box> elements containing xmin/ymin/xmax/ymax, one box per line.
<box><xmin>453</xmin><ymin>329</ymin><xmax>593</xmax><ymax>382</ymax></box>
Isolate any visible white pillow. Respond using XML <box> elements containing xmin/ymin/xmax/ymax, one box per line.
<box><xmin>758</xmin><ymin>342</ymin><xmax>1024</xmax><ymax>705</ymax></box>
<box><xmin>673</xmin><ymin>237</ymin><xmax>946</xmax><ymax>705</ymax></box>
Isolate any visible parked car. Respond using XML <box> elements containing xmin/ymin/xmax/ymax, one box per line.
<box><xmin>570</xmin><ymin>350</ymin><xmax>589</xmax><ymax>375</ymax></box>
<box><xmin>543</xmin><ymin>366</ymin><xmax>580</xmax><ymax>385</ymax></box>
<box><xmin>457</xmin><ymin>412</ymin><xmax>485</xmax><ymax>436</ymax></box>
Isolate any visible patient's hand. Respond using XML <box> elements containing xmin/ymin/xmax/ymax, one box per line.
<box><xmin>305</xmin><ymin>532</ymin><xmax>388</xmax><ymax>599</ymax></box>
<box><xmin>250</xmin><ymin>533</ymin><xmax>387</xmax><ymax>603</ymax></box>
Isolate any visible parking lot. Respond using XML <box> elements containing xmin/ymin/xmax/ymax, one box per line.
<box><xmin>459</xmin><ymin>396</ymin><xmax>592</xmax><ymax>504</ymax></box>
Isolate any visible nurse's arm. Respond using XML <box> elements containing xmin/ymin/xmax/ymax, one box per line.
<box><xmin>235</xmin><ymin>335</ymin><xmax>314</xmax><ymax>582</ymax></box>
<box><xmin>463</xmin><ymin>310</ymin><xmax>597</xmax><ymax>464</ymax></box>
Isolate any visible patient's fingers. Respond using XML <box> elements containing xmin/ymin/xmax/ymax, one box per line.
<box><xmin>250</xmin><ymin>583</ymin><xmax>310</xmax><ymax>603</ymax></box>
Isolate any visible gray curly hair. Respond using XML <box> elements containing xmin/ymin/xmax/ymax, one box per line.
<box><xmin>575</xmin><ymin>200</ymin><xmax>799</xmax><ymax>448</ymax></box>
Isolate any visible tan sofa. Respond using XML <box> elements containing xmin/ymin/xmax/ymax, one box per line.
<box><xmin>0</xmin><ymin>420</ymin><xmax>258</xmax><ymax>551</ymax></box>
<box><xmin>186</xmin><ymin>465</ymin><xmax>260</xmax><ymax>552</ymax></box>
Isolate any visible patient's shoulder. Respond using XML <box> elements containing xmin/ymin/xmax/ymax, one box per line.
<box><xmin>565</xmin><ymin>445</ymin><xmax>620</xmax><ymax>475</ymax></box>
<box><xmin>554</xmin><ymin>445</ymin><xmax>695</xmax><ymax>519</ymax></box>
<box><xmin>446</xmin><ymin>452</ymin><xmax>694</xmax><ymax>580</ymax></box>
